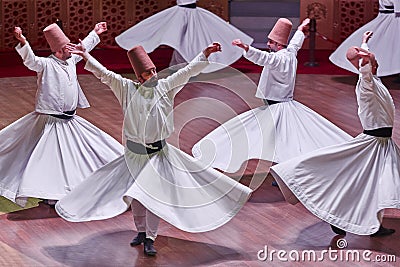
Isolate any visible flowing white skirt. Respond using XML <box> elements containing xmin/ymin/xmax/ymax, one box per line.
<box><xmin>192</xmin><ymin>100</ymin><xmax>352</xmax><ymax>173</ymax></box>
<box><xmin>55</xmin><ymin>145</ymin><xmax>252</xmax><ymax>233</ymax></box>
<box><xmin>270</xmin><ymin>133</ymin><xmax>400</xmax><ymax>235</ymax></box>
<box><xmin>115</xmin><ymin>6</ymin><xmax>254</xmax><ymax>73</ymax></box>
<box><xmin>0</xmin><ymin>112</ymin><xmax>123</xmax><ymax>205</ymax></box>
<box><xmin>329</xmin><ymin>13</ymin><xmax>400</xmax><ymax>77</ymax></box>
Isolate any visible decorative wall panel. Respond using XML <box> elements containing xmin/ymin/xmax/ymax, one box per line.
<box><xmin>300</xmin><ymin>0</ymin><xmax>378</xmax><ymax>50</ymax></box>
<box><xmin>99</xmin><ymin>0</ymin><xmax>128</xmax><ymax>46</ymax></box>
<box><xmin>35</xmin><ymin>0</ymin><xmax>62</xmax><ymax>49</ymax></box>
<box><xmin>68</xmin><ymin>0</ymin><xmax>94</xmax><ymax>41</ymax></box>
<box><xmin>2</xmin><ymin>0</ymin><xmax>31</xmax><ymax>50</ymax></box>
<box><xmin>301</xmin><ymin>0</ymin><xmax>335</xmax><ymax>50</ymax></box>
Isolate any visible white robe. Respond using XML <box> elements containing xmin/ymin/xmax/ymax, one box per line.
<box><xmin>55</xmin><ymin>53</ymin><xmax>252</xmax><ymax>233</ymax></box>
<box><xmin>15</xmin><ymin>31</ymin><xmax>101</xmax><ymax>114</ymax></box>
<box><xmin>329</xmin><ymin>0</ymin><xmax>400</xmax><ymax>77</ymax></box>
<box><xmin>115</xmin><ymin>0</ymin><xmax>253</xmax><ymax>73</ymax></box>
<box><xmin>192</xmin><ymin>32</ymin><xmax>352</xmax><ymax>174</ymax></box>
<box><xmin>0</xmin><ymin>32</ymin><xmax>123</xmax><ymax>206</ymax></box>
<box><xmin>270</xmin><ymin>59</ymin><xmax>400</xmax><ymax>235</ymax></box>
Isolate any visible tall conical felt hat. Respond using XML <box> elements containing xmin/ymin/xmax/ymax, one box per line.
<box><xmin>346</xmin><ymin>46</ymin><xmax>370</xmax><ymax>61</ymax></box>
<box><xmin>346</xmin><ymin>46</ymin><xmax>359</xmax><ymax>62</ymax></box>
<box><xmin>43</xmin><ymin>23</ymin><xmax>70</xmax><ymax>52</ymax></box>
<box><xmin>127</xmin><ymin>46</ymin><xmax>156</xmax><ymax>78</ymax></box>
<box><xmin>346</xmin><ymin>46</ymin><xmax>372</xmax><ymax>70</ymax></box>
<box><xmin>268</xmin><ymin>18</ymin><xmax>292</xmax><ymax>45</ymax></box>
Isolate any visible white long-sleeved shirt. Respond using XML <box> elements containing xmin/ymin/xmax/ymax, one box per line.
<box><xmin>15</xmin><ymin>30</ymin><xmax>100</xmax><ymax>114</ymax></box>
<box><xmin>356</xmin><ymin>43</ymin><xmax>395</xmax><ymax>130</ymax></box>
<box><xmin>85</xmin><ymin>52</ymin><xmax>208</xmax><ymax>144</ymax></box>
<box><xmin>244</xmin><ymin>30</ymin><xmax>305</xmax><ymax>101</ymax></box>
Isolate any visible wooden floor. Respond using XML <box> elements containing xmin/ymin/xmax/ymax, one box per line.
<box><xmin>0</xmin><ymin>71</ymin><xmax>399</xmax><ymax>266</ymax></box>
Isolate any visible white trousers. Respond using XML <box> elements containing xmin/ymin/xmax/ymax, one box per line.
<box><xmin>131</xmin><ymin>200</ymin><xmax>160</xmax><ymax>240</ymax></box>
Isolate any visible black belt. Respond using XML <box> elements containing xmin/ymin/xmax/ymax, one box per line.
<box><xmin>179</xmin><ymin>3</ymin><xmax>196</xmax><ymax>8</ymax></box>
<box><xmin>363</xmin><ymin>127</ymin><xmax>392</xmax><ymax>137</ymax></box>
<box><xmin>49</xmin><ymin>110</ymin><xmax>76</xmax><ymax>120</ymax></box>
<box><xmin>380</xmin><ymin>6</ymin><xmax>394</xmax><ymax>13</ymax></box>
<box><xmin>126</xmin><ymin>139</ymin><xmax>166</xmax><ymax>155</ymax></box>
<box><xmin>379</xmin><ymin>10</ymin><xmax>394</xmax><ymax>13</ymax></box>
<box><xmin>263</xmin><ymin>99</ymin><xmax>281</xmax><ymax>106</ymax></box>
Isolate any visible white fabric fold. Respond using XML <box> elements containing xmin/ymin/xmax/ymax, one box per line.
<box><xmin>115</xmin><ymin>5</ymin><xmax>253</xmax><ymax>73</ymax></box>
<box><xmin>329</xmin><ymin>0</ymin><xmax>400</xmax><ymax>76</ymax></box>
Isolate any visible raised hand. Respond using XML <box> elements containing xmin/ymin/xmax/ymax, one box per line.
<box><xmin>232</xmin><ymin>39</ymin><xmax>249</xmax><ymax>51</ymax></box>
<box><xmin>14</xmin><ymin>27</ymin><xmax>26</xmax><ymax>43</ymax></box>
<box><xmin>203</xmin><ymin>42</ymin><xmax>222</xmax><ymax>58</ymax></box>
<box><xmin>66</xmin><ymin>39</ymin><xmax>89</xmax><ymax>59</ymax></box>
<box><xmin>362</xmin><ymin>31</ymin><xmax>373</xmax><ymax>44</ymax></box>
<box><xmin>298</xmin><ymin>18</ymin><xmax>310</xmax><ymax>32</ymax></box>
<box><xmin>94</xmin><ymin>22</ymin><xmax>107</xmax><ymax>35</ymax></box>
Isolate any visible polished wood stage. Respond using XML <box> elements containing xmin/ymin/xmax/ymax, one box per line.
<box><xmin>0</xmin><ymin>71</ymin><xmax>399</xmax><ymax>266</ymax></box>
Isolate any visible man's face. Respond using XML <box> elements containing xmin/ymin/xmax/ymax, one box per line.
<box><xmin>266</xmin><ymin>39</ymin><xmax>286</xmax><ymax>52</ymax></box>
<box><xmin>140</xmin><ymin>68</ymin><xmax>158</xmax><ymax>87</ymax></box>
<box><xmin>60</xmin><ymin>46</ymin><xmax>72</xmax><ymax>60</ymax></box>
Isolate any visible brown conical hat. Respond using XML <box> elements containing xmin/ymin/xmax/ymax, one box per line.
<box><xmin>346</xmin><ymin>46</ymin><xmax>359</xmax><ymax>61</ymax></box>
<box><xmin>43</xmin><ymin>23</ymin><xmax>70</xmax><ymax>52</ymax></box>
<box><xmin>346</xmin><ymin>46</ymin><xmax>370</xmax><ymax>61</ymax></box>
<box><xmin>127</xmin><ymin>46</ymin><xmax>156</xmax><ymax>78</ymax></box>
<box><xmin>346</xmin><ymin>46</ymin><xmax>373</xmax><ymax>70</ymax></box>
<box><xmin>268</xmin><ymin>18</ymin><xmax>292</xmax><ymax>45</ymax></box>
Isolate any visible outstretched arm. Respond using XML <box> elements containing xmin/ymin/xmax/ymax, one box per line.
<box><xmin>14</xmin><ymin>26</ymin><xmax>44</xmax><ymax>72</ymax></box>
<box><xmin>356</xmin><ymin>30</ymin><xmax>378</xmax><ymax>79</ymax></box>
<box><xmin>67</xmin><ymin>40</ymin><xmax>135</xmax><ymax>103</ymax></box>
<box><xmin>361</xmin><ymin>31</ymin><xmax>372</xmax><ymax>50</ymax></box>
<box><xmin>166</xmin><ymin>42</ymin><xmax>222</xmax><ymax>97</ymax></box>
<box><xmin>72</xmin><ymin>22</ymin><xmax>107</xmax><ymax>64</ymax></box>
<box><xmin>232</xmin><ymin>39</ymin><xmax>249</xmax><ymax>52</ymax></box>
<box><xmin>360</xmin><ymin>31</ymin><xmax>378</xmax><ymax>75</ymax></box>
<box><xmin>286</xmin><ymin>18</ymin><xmax>309</xmax><ymax>53</ymax></box>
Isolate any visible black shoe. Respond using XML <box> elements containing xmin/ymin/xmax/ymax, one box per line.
<box><xmin>330</xmin><ymin>224</ymin><xmax>346</xmax><ymax>236</ymax></box>
<box><xmin>370</xmin><ymin>226</ymin><xmax>395</xmax><ymax>237</ymax></box>
<box><xmin>144</xmin><ymin>238</ymin><xmax>157</xmax><ymax>256</ymax></box>
<box><xmin>130</xmin><ymin>232</ymin><xmax>146</xmax><ymax>246</ymax></box>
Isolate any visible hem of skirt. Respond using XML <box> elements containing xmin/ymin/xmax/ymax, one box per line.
<box><xmin>55</xmin><ymin>201</ymin><xmax>130</xmax><ymax>222</ymax></box>
<box><xmin>0</xmin><ymin>186</ymin><xmax>31</xmax><ymax>207</ymax></box>
<box><xmin>378</xmin><ymin>202</ymin><xmax>400</xmax><ymax>210</ymax></box>
<box><xmin>211</xmin><ymin>157</ymin><xmax>275</xmax><ymax>173</ymax></box>
<box><xmin>124</xmin><ymin>188</ymin><xmax>251</xmax><ymax>233</ymax></box>
<box><xmin>16</xmin><ymin>189</ymin><xmax>69</xmax><ymax>201</ymax></box>
<box><xmin>0</xmin><ymin>186</ymin><xmax>18</xmax><ymax>204</ymax></box>
<box><xmin>270</xmin><ymin>167</ymin><xmax>383</xmax><ymax>235</ymax></box>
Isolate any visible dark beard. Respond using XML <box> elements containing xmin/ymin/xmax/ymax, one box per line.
<box><xmin>143</xmin><ymin>75</ymin><xmax>159</xmax><ymax>87</ymax></box>
<box><xmin>266</xmin><ymin>46</ymin><xmax>276</xmax><ymax>53</ymax></box>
